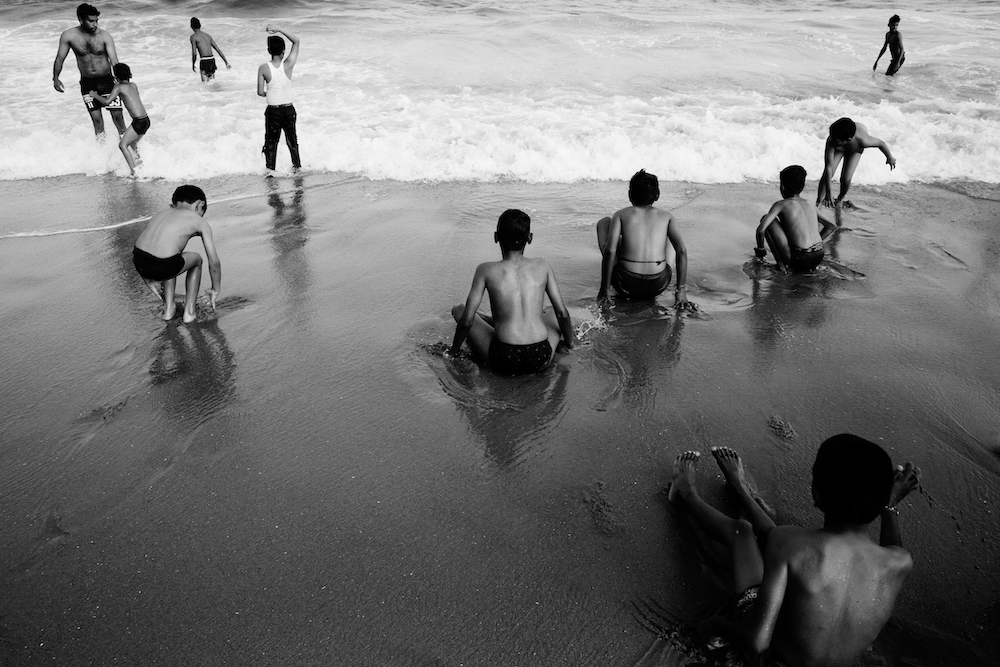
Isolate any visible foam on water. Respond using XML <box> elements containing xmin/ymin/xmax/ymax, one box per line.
<box><xmin>2</xmin><ymin>0</ymin><xmax>999</xmax><ymax>183</ymax></box>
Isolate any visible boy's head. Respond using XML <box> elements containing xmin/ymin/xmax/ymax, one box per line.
<box><xmin>812</xmin><ymin>434</ymin><xmax>894</xmax><ymax>525</ymax></box>
<box><xmin>494</xmin><ymin>209</ymin><xmax>532</xmax><ymax>252</ymax></box>
<box><xmin>628</xmin><ymin>169</ymin><xmax>660</xmax><ymax>206</ymax></box>
<box><xmin>268</xmin><ymin>36</ymin><xmax>286</xmax><ymax>56</ymax></box>
<box><xmin>830</xmin><ymin>117</ymin><xmax>857</xmax><ymax>143</ymax></box>
<box><xmin>779</xmin><ymin>165</ymin><xmax>807</xmax><ymax>196</ymax></box>
<box><xmin>113</xmin><ymin>63</ymin><xmax>131</xmax><ymax>81</ymax></box>
<box><xmin>888</xmin><ymin>15</ymin><xmax>900</xmax><ymax>28</ymax></box>
<box><xmin>172</xmin><ymin>185</ymin><xmax>208</xmax><ymax>214</ymax></box>
<box><xmin>191</xmin><ymin>17</ymin><xmax>201</xmax><ymax>30</ymax></box>
<box><xmin>77</xmin><ymin>3</ymin><xmax>99</xmax><ymax>22</ymax></box>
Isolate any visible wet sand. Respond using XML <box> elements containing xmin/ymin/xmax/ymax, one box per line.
<box><xmin>0</xmin><ymin>174</ymin><xmax>998</xmax><ymax>665</ymax></box>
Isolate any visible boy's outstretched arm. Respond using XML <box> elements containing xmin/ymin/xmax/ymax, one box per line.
<box><xmin>755</xmin><ymin>202</ymin><xmax>783</xmax><ymax>252</ymax></box>
<box><xmin>818</xmin><ymin>208</ymin><xmax>838</xmax><ymax>239</ymax></box>
<box><xmin>211</xmin><ymin>38</ymin><xmax>231</xmax><ymax>67</ymax></box>
<box><xmin>191</xmin><ymin>35</ymin><xmax>198</xmax><ymax>71</ymax></box>
<box><xmin>545</xmin><ymin>264</ymin><xmax>576</xmax><ymax>350</ymax></box>
<box><xmin>817</xmin><ymin>139</ymin><xmax>837</xmax><ymax>206</ymax></box>
<box><xmin>667</xmin><ymin>217</ymin><xmax>695</xmax><ymax>310</ymax></box>
<box><xmin>880</xmin><ymin>462</ymin><xmax>921</xmax><ymax>548</ymax></box>
<box><xmin>200</xmin><ymin>222</ymin><xmax>223</xmax><ymax>309</ymax></box>
<box><xmin>450</xmin><ymin>267</ymin><xmax>487</xmax><ymax>354</ymax></box>
<box><xmin>874</xmin><ymin>35</ymin><xmax>889</xmax><ymax>70</ymax></box>
<box><xmin>598</xmin><ymin>213</ymin><xmax>621</xmax><ymax>300</ymax></box>
<box><xmin>88</xmin><ymin>84</ymin><xmax>122</xmax><ymax>107</ymax></box>
<box><xmin>266</xmin><ymin>25</ymin><xmax>300</xmax><ymax>69</ymax></box>
<box><xmin>876</xmin><ymin>139</ymin><xmax>896</xmax><ymax>170</ymax></box>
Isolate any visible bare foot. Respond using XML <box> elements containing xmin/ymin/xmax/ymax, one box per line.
<box><xmin>711</xmin><ymin>446</ymin><xmax>750</xmax><ymax>492</ymax></box>
<box><xmin>667</xmin><ymin>451</ymin><xmax>701</xmax><ymax>505</ymax></box>
<box><xmin>182</xmin><ymin>306</ymin><xmax>197</xmax><ymax>324</ymax></box>
<box><xmin>163</xmin><ymin>301</ymin><xmax>177</xmax><ymax>321</ymax></box>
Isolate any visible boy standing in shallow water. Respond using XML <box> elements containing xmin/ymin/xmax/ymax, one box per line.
<box><xmin>816</xmin><ymin>117</ymin><xmax>896</xmax><ymax>209</ymax></box>
<box><xmin>667</xmin><ymin>435</ymin><xmax>921</xmax><ymax>667</ymax></box>
<box><xmin>133</xmin><ymin>185</ymin><xmax>222</xmax><ymax>323</ymax></box>
<box><xmin>450</xmin><ymin>209</ymin><xmax>575</xmax><ymax>377</ymax></box>
<box><xmin>874</xmin><ymin>15</ymin><xmax>905</xmax><ymax>76</ymax></box>
<box><xmin>89</xmin><ymin>63</ymin><xmax>149</xmax><ymax>176</ymax></box>
<box><xmin>755</xmin><ymin>165</ymin><xmax>837</xmax><ymax>273</ymax></box>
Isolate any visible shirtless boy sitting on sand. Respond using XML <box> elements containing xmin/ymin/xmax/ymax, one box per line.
<box><xmin>133</xmin><ymin>185</ymin><xmax>222</xmax><ymax>323</ymax></box>
<box><xmin>668</xmin><ymin>435</ymin><xmax>921</xmax><ymax>667</ymax></box>
<box><xmin>450</xmin><ymin>209</ymin><xmax>575</xmax><ymax>377</ymax></box>
<box><xmin>755</xmin><ymin>165</ymin><xmax>837</xmax><ymax>273</ymax></box>
<box><xmin>817</xmin><ymin>118</ymin><xmax>896</xmax><ymax>210</ymax></box>
<box><xmin>597</xmin><ymin>169</ymin><xmax>695</xmax><ymax>310</ymax></box>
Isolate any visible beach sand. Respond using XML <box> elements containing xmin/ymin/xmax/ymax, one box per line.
<box><xmin>0</xmin><ymin>174</ymin><xmax>998</xmax><ymax>665</ymax></box>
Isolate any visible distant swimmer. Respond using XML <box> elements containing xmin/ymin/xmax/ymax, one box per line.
<box><xmin>816</xmin><ymin>117</ymin><xmax>896</xmax><ymax>209</ymax></box>
<box><xmin>133</xmin><ymin>185</ymin><xmax>222</xmax><ymax>324</ymax></box>
<box><xmin>52</xmin><ymin>3</ymin><xmax>127</xmax><ymax>139</ymax></box>
<box><xmin>755</xmin><ymin>166</ymin><xmax>837</xmax><ymax>273</ymax></box>
<box><xmin>597</xmin><ymin>169</ymin><xmax>696</xmax><ymax>310</ymax></box>
<box><xmin>190</xmin><ymin>17</ymin><xmax>231</xmax><ymax>82</ymax></box>
<box><xmin>667</xmin><ymin>436</ymin><xmax>921</xmax><ymax>667</ymax></box>
<box><xmin>257</xmin><ymin>25</ymin><xmax>301</xmax><ymax>174</ymax></box>
<box><xmin>450</xmin><ymin>209</ymin><xmax>576</xmax><ymax>377</ymax></box>
<box><xmin>874</xmin><ymin>15</ymin><xmax>905</xmax><ymax>76</ymax></box>
<box><xmin>89</xmin><ymin>63</ymin><xmax>149</xmax><ymax>176</ymax></box>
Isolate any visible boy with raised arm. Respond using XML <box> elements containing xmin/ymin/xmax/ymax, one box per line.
<box><xmin>190</xmin><ymin>17</ymin><xmax>231</xmax><ymax>82</ymax></box>
<box><xmin>133</xmin><ymin>185</ymin><xmax>222</xmax><ymax>324</ymax></box>
<box><xmin>451</xmin><ymin>209</ymin><xmax>575</xmax><ymax>377</ymax></box>
<box><xmin>257</xmin><ymin>25</ymin><xmax>301</xmax><ymax>174</ymax></box>
<box><xmin>816</xmin><ymin>117</ymin><xmax>896</xmax><ymax>209</ymax></box>
<box><xmin>873</xmin><ymin>15</ymin><xmax>905</xmax><ymax>76</ymax></box>
<box><xmin>597</xmin><ymin>169</ymin><xmax>695</xmax><ymax>310</ymax></box>
<box><xmin>667</xmin><ymin>435</ymin><xmax>921</xmax><ymax>667</ymax></box>
<box><xmin>89</xmin><ymin>63</ymin><xmax>149</xmax><ymax>176</ymax></box>
<box><xmin>755</xmin><ymin>165</ymin><xmax>837</xmax><ymax>273</ymax></box>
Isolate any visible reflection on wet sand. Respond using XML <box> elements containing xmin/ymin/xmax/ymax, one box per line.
<box><xmin>149</xmin><ymin>321</ymin><xmax>236</xmax><ymax>423</ymax></box>
<box><xmin>267</xmin><ymin>176</ymin><xmax>312</xmax><ymax>322</ymax></box>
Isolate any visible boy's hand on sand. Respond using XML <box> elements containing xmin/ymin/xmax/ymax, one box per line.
<box><xmin>889</xmin><ymin>462</ymin><xmax>921</xmax><ymax>506</ymax></box>
<box><xmin>207</xmin><ymin>288</ymin><xmax>219</xmax><ymax>310</ymax></box>
<box><xmin>819</xmin><ymin>197</ymin><xmax>834</xmax><ymax>208</ymax></box>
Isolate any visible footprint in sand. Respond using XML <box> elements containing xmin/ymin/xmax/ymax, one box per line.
<box><xmin>768</xmin><ymin>415</ymin><xmax>797</xmax><ymax>440</ymax></box>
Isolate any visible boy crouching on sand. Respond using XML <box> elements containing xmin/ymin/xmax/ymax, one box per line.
<box><xmin>816</xmin><ymin>117</ymin><xmax>896</xmax><ymax>210</ymax></box>
<box><xmin>133</xmin><ymin>185</ymin><xmax>222</xmax><ymax>323</ymax></box>
<box><xmin>668</xmin><ymin>434</ymin><xmax>921</xmax><ymax>667</ymax></box>
<box><xmin>89</xmin><ymin>63</ymin><xmax>149</xmax><ymax>176</ymax></box>
<box><xmin>450</xmin><ymin>209</ymin><xmax>575</xmax><ymax>377</ymax></box>
<box><xmin>755</xmin><ymin>165</ymin><xmax>837</xmax><ymax>273</ymax></box>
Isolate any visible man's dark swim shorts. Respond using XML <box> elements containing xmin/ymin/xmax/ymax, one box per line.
<box><xmin>199</xmin><ymin>57</ymin><xmax>217</xmax><ymax>76</ymax></box>
<box><xmin>132</xmin><ymin>116</ymin><xmax>151</xmax><ymax>136</ymax></box>
<box><xmin>80</xmin><ymin>73</ymin><xmax>121</xmax><ymax>111</ymax></box>
<box><xmin>788</xmin><ymin>241</ymin><xmax>824</xmax><ymax>273</ymax></box>
<box><xmin>488</xmin><ymin>339</ymin><xmax>553</xmax><ymax>377</ymax></box>
<box><xmin>611</xmin><ymin>264</ymin><xmax>672</xmax><ymax>300</ymax></box>
<box><xmin>133</xmin><ymin>246</ymin><xmax>183</xmax><ymax>281</ymax></box>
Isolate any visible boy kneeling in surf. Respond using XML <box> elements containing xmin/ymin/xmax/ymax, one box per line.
<box><xmin>450</xmin><ymin>209</ymin><xmax>575</xmax><ymax>376</ymax></box>
<box><xmin>668</xmin><ymin>434</ymin><xmax>921</xmax><ymax>667</ymax></box>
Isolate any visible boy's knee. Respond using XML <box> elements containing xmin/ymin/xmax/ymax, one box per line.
<box><xmin>733</xmin><ymin>518</ymin><xmax>755</xmax><ymax>540</ymax></box>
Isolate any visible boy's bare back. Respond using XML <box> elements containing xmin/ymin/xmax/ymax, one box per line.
<box><xmin>614</xmin><ymin>205</ymin><xmax>673</xmax><ymax>263</ymax></box>
<box><xmin>478</xmin><ymin>256</ymin><xmax>554</xmax><ymax>345</ymax></box>
<box><xmin>136</xmin><ymin>207</ymin><xmax>209</xmax><ymax>257</ymax></box>
<box><xmin>766</xmin><ymin>197</ymin><xmax>825</xmax><ymax>250</ymax></box>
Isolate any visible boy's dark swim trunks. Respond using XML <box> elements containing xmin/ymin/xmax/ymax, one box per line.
<box><xmin>133</xmin><ymin>246</ymin><xmax>183</xmax><ymax>281</ymax></box>
<box><xmin>200</xmin><ymin>57</ymin><xmax>217</xmax><ymax>76</ymax></box>
<box><xmin>132</xmin><ymin>115</ymin><xmax>151</xmax><ymax>135</ymax></box>
<box><xmin>788</xmin><ymin>241</ymin><xmax>824</xmax><ymax>272</ymax></box>
<box><xmin>488</xmin><ymin>339</ymin><xmax>552</xmax><ymax>377</ymax></box>
<box><xmin>611</xmin><ymin>264</ymin><xmax>671</xmax><ymax>300</ymax></box>
<box><xmin>80</xmin><ymin>73</ymin><xmax>121</xmax><ymax>111</ymax></box>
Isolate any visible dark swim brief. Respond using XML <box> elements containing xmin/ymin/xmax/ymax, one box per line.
<box><xmin>488</xmin><ymin>338</ymin><xmax>553</xmax><ymax>377</ymax></box>
<box><xmin>887</xmin><ymin>53</ymin><xmax>905</xmax><ymax>76</ymax></box>
<box><xmin>788</xmin><ymin>240</ymin><xmax>824</xmax><ymax>272</ymax></box>
<box><xmin>80</xmin><ymin>73</ymin><xmax>121</xmax><ymax>111</ymax></box>
<box><xmin>611</xmin><ymin>263</ymin><xmax>671</xmax><ymax>300</ymax></box>
<box><xmin>132</xmin><ymin>116</ymin><xmax>151</xmax><ymax>136</ymax></box>
<box><xmin>133</xmin><ymin>246</ymin><xmax>184</xmax><ymax>281</ymax></box>
<box><xmin>199</xmin><ymin>57</ymin><xmax>217</xmax><ymax>75</ymax></box>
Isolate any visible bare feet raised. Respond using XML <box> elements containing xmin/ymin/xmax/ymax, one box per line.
<box><xmin>711</xmin><ymin>446</ymin><xmax>750</xmax><ymax>492</ymax></box>
<box><xmin>667</xmin><ymin>450</ymin><xmax>701</xmax><ymax>505</ymax></box>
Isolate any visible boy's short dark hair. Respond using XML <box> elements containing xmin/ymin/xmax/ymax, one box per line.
<box><xmin>813</xmin><ymin>434</ymin><xmax>893</xmax><ymax>524</ymax></box>
<box><xmin>173</xmin><ymin>185</ymin><xmax>208</xmax><ymax>209</ymax></box>
<box><xmin>830</xmin><ymin>117</ymin><xmax>857</xmax><ymax>142</ymax></box>
<box><xmin>496</xmin><ymin>209</ymin><xmax>531</xmax><ymax>251</ymax></box>
<box><xmin>628</xmin><ymin>169</ymin><xmax>660</xmax><ymax>206</ymax></box>
<box><xmin>268</xmin><ymin>36</ymin><xmax>285</xmax><ymax>56</ymax></box>
<box><xmin>77</xmin><ymin>3</ymin><xmax>99</xmax><ymax>21</ymax></box>
<box><xmin>113</xmin><ymin>63</ymin><xmax>131</xmax><ymax>81</ymax></box>
<box><xmin>191</xmin><ymin>17</ymin><xmax>201</xmax><ymax>30</ymax></box>
<box><xmin>889</xmin><ymin>15</ymin><xmax>900</xmax><ymax>25</ymax></box>
<box><xmin>779</xmin><ymin>165</ymin><xmax>807</xmax><ymax>195</ymax></box>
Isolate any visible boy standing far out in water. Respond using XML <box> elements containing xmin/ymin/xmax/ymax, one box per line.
<box><xmin>668</xmin><ymin>435</ymin><xmax>922</xmax><ymax>667</ymax></box>
<box><xmin>451</xmin><ymin>209</ymin><xmax>576</xmax><ymax>377</ymax></box>
<box><xmin>89</xmin><ymin>63</ymin><xmax>149</xmax><ymax>176</ymax></box>
<box><xmin>257</xmin><ymin>25</ymin><xmax>301</xmax><ymax>175</ymax></box>
<box><xmin>190</xmin><ymin>17</ymin><xmax>231</xmax><ymax>82</ymax></box>
<box><xmin>874</xmin><ymin>15</ymin><xmax>905</xmax><ymax>76</ymax></box>
<box><xmin>52</xmin><ymin>3</ymin><xmax>127</xmax><ymax>138</ymax></box>
<box><xmin>133</xmin><ymin>185</ymin><xmax>222</xmax><ymax>324</ymax></box>
<box><xmin>755</xmin><ymin>165</ymin><xmax>837</xmax><ymax>273</ymax></box>
<box><xmin>597</xmin><ymin>170</ymin><xmax>696</xmax><ymax>310</ymax></box>
<box><xmin>816</xmin><ymin>117</ymin><xmax>896</xmax><ymax>209</ymax></box>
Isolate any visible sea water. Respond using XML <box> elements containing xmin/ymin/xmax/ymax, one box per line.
<box><xmin>1</xmin><ymin>0</ymin><xmax>999</xmax><ymax>184</ymax></box>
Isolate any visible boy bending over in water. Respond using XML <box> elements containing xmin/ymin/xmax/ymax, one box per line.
<box><xmin>90</xmin><ymin>62</ymin><xmax>149</xmax><ymax>176</ymax></box>
<box><xmin>755</xmin><ymin>165</ymin><xmax>837</xmax><ymax>273</ymax></box>
<box><xmin>133</xmin><ymin>185</ymin><xmax>222</xmax><ymax>323</ymax></box>
<box><xmin>451</xmin><ymin>209</ymin><xmax>575</xmax><ymax>377</ymax></box>
<box><xmin>816</xmin><ymin>117</ymin><xmax>896</xmax><ymax>209</ymax></box>
<box><xmin>668</xmin><ymin>435</ymin><xmax>921</xmax><ymax>667</ymax></box>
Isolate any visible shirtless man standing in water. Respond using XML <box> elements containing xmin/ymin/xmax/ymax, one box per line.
<box><xmin>450</xmin><ymin>209</ymin><xmax>575</xmax><ymax>377</ymax></box>
<box><xmin>53</xmin><ymin>3</ymin><xmax>127</xmax><ymax>138</ymax></box>
<box><xmin>668</xmin><ymin>435</ymin><xmax>921</xmax><ymax>667</ymax></box>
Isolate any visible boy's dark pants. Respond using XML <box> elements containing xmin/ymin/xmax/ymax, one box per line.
<box><xmin>263</xmin><ymin>104</ymin><xmax>301</xmax><ymax>170</ymax></box>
